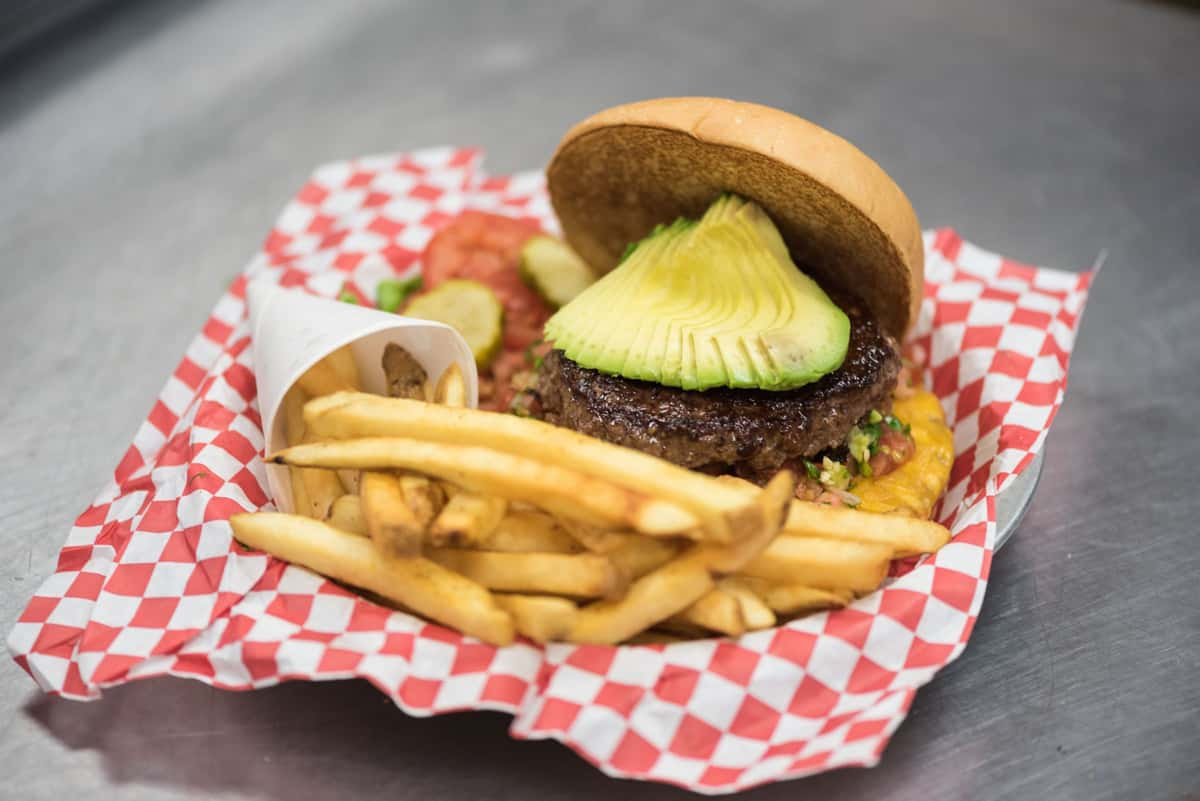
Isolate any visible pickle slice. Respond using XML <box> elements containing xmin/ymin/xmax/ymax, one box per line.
<box><xmin>405</xmin><ymin>279</ymin><xmax>504</xmax><ymax>368</ymax></box>
<box><xmin>519</xmin><ymin>235</ymin><xmax>597</xmax><ymax>309</ymax></box>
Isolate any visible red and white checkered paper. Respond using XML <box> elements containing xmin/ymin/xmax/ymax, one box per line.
<box><xmin>8</xmin><ymin>147</ymin><xmax>1092</xmax><ymax>794</ymax></box>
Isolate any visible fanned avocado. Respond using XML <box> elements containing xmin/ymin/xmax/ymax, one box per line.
<box><xmin>543</xmin><ymin>195</ymin><xmax>850</xmax><ymax>391</ymax></box>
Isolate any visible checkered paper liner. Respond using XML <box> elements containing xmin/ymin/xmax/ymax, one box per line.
<box><xmin>8</xmin><ymin>148</ymin><xmax>1093</xmax><ymax>794</ymax></box>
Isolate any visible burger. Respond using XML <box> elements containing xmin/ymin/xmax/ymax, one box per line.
<box><xmin>534</xmin><ymin>97</ymin><xmax>951</xmax><ymax>514</ymax></box>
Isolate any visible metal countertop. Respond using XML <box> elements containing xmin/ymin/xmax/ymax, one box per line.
<box><xmin>1</xmin><ymin>2</ymin><xmax>1197</xmax><ymax>799</ymax></box>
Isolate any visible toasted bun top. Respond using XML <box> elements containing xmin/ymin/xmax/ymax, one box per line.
<box><xmin>547</xmin><ymin>97</ymin><xmax>923</xmax><ymax>339</ymax></box>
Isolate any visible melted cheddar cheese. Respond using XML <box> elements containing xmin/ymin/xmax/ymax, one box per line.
<box><xmin>851</xmin><ymin>388</ymin><xmax>953</xmax><ymax>518</ymax></box>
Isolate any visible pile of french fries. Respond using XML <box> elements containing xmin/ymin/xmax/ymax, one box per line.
<box><xmin>230</xmin><ymin>347</ymin><xmax>952</xmax><ymax>647</ymax></box>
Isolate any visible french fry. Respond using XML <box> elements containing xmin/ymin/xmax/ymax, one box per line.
<box><xmin>289</xmin><ymin>466</ymin><xmax>312</xmax><ymax>520</ymax></box>
<box><xmin>282</xmin><ymin>387</ymin><xmax>342</xmax><ymax>518</ymax></box>
<box><xmin>434</xmin><ymin>363</ymin><xmax>468</xmax><ymax>408</ymax></box>
<box><xmin>784</xmin><ymin>501</ymin><xmax>951</xmax><ymax>558</ymax></box>
<box><xmin>428</xmin><ymin>492</ymin><xmax>507</xmax><ymax>547</ymax></box>
<box><xmin>740</xmin><ymin>536</ymin><xmax>891</xmax><ymax>593</ymax></box>
<box><xmin>296</xmin><ymin>358</ymin><xmax>355</xmax><ymax>398</ymax></box>
<box><xmin>494</xmin><ymin>595</ymin><xmax>578</xmax><ymax>642</ymax></box>
<box><xmin>713</xmin><ymin>475</ymin><xmax>757</xmax><ymax>490</ymax></box>
<box><xmin>360</xmin><ymin>471</ymin><xmax>423</xmax><ymax>555</ymax></box>
<box><xmin>324</xmin><ymin>345</ymin><xmax>361</xmax><ymax>390</ymax></box>
<box><xmin>301</xmin><ymin>394</ymin><xmax>763</xmax><ymax>540</ymax></box>
<box><xmin>300</xmin><ymin>461</ymin><xmax>344</xmax><ymax>520</ymax></box>
<box><xmin>476</xmin><ymin>511</ymin><xmax>582</xmax><ymax>554</ymax></box>
<box><xmin>697</xmin><ymin>470</ymin><xmax>795</xmax><ymax>574</ymax></box>
<box><xmin>568</xmin><ymin>547</ymin><xmax>714</xmax><ymax>644</ymax></box>
<box><xmin>606</xmin><ymin>535</ymin><xmax>681</xmax><ymax>578</ymax></box>
<box><xmin>399</xmin><ymin>474</ymin><xmax>444</xmax><ymax>528</ymax></box>
<box><xmin>336</xmin><ymin>469</ymin><xmax>361</xmax><ymax>495</ymax></box>
<box><xmin>718</xmin><ymin>577</ymin><xmax>776</xmax><ymax>631</ymax></box>
<box><xmin>669</xmin><ymin>588</ymin><xmax>746</xmax><ymax>637</ymax></box>
<box><xmin>283</xmin><ymin>384</ymin><xmax>311</xmax><ymax>517</ymax></box>
<box><xmin>271</xmin><ymin>438</ymin><xmax>701</xmax><ymax>536</ymax></box>
<box><xmin>228</xmin><ymin>513</ymin><xmax>513</xmax><ymax>646</ymax></box>
<box><xmin>569</xmin><ymin>471</ymin><xmax>793</xmax><ymax>645</ymax></box>
<box><xmin>382</xmin><ymin>343</ymin><xmax>428</xmax><ymax>400</ymax></box>
<box><xmin>718</xmin><ymin>473</ymin><xmax>951</xmax><ymax>558</ymax></box>
<box><xmin>555</xmin><ymin>470</ymin><xmax>785</xmax><ymax>569</ymax></box>
<box><xmin>428</xmin><ymin>548</ymin><xmax>628</xmax><ymax>599</ymax></box>
<box><xmin>327</xmin><ymin>494</ymin><xmax>367</xmax><ymax>536</ymax></box>
<box><xmin>558</xmin><ymin>519</ymin><xmax>639</xmax><ymax>552</ymax></box>
<box><xmin>747</xmin><ymin>580</ymin><xmax>852</xmax><ymax>616</ymax></box>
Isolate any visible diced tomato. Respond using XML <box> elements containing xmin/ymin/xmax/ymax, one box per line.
<box><xmin>867</xmin><ymin>428</ymin><xmax>916</xmax><ymax>477</ymax></box>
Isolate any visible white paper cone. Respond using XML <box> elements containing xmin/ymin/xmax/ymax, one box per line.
<box><xmin>246</xmin><ymin>280</ymin><xmax>478</xmax><ymax>512</ymax></box>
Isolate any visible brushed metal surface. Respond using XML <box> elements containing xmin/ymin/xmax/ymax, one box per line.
<box><xmin>2</xmin><ymin>1</ymin><xmax>1198</xmax><ymax>800</ymax></box>
<box><xmin>996</xmin><ymin>452</ymin><xmax>1042</xmax><ymax>552</ymax></box>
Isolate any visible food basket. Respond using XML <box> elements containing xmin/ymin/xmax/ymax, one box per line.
<box><xmin>8</xmin><ymin>147</ymin><xmax>1093</xmax><ymax>793</ymax></box>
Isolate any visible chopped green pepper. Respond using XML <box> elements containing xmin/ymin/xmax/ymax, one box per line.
<box><xmin>848</xmin><ymin>427</ymin><xmax>868</xmax><ymax>463</ymax></box>
<box><xmin>847</xmin><ymin>423</ymin><xmax>880</xmax><ymax>465</ymax></box>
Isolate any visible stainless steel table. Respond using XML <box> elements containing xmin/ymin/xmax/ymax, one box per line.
<box><xmin>2</xmin><ymin>1</ymin><xmax>1197</xmax><ymax>799</ymax></box>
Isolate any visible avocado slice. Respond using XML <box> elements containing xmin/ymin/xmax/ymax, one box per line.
<box><xmin>550</xmin><ymin>219</ymin><xmax>687</xmax><ymax>377</ymax></box>
<box><xmin>619</xmin><ymin>224</ymin><xmax>689</xmax><ymax>383</ymax></box>
<box><xmin>585</xmin><ymin>221</ymin><xmax>687</xmax><ymax>375</ymax></box>
<box><xmin>543</xmin><ymin>195</ymin><xmax>850</xmax><ymax>391</ymax></box>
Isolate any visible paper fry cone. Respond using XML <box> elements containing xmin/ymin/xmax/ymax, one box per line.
<box><xmin>246</xmin><ymin>279</ymin><xmax>477</xmax><ymax>512</ymax></box>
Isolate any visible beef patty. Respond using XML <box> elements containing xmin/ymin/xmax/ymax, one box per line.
<box><xmin>536</xmin><ymin>298</ymin><xmax>901</xmax><ymax>477</ymax></box>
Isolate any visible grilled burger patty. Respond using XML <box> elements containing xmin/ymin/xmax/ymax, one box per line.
<box><xmin>536</xmin><ymin>298</ymin><xmax>901</xmax><ymax>477</ymax></box>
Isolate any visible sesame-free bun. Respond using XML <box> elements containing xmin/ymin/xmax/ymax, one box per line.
<box><xmin>546</xmin><ymin>97</ymin><xmax>924</xmax><ymax>339</ymax></box>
